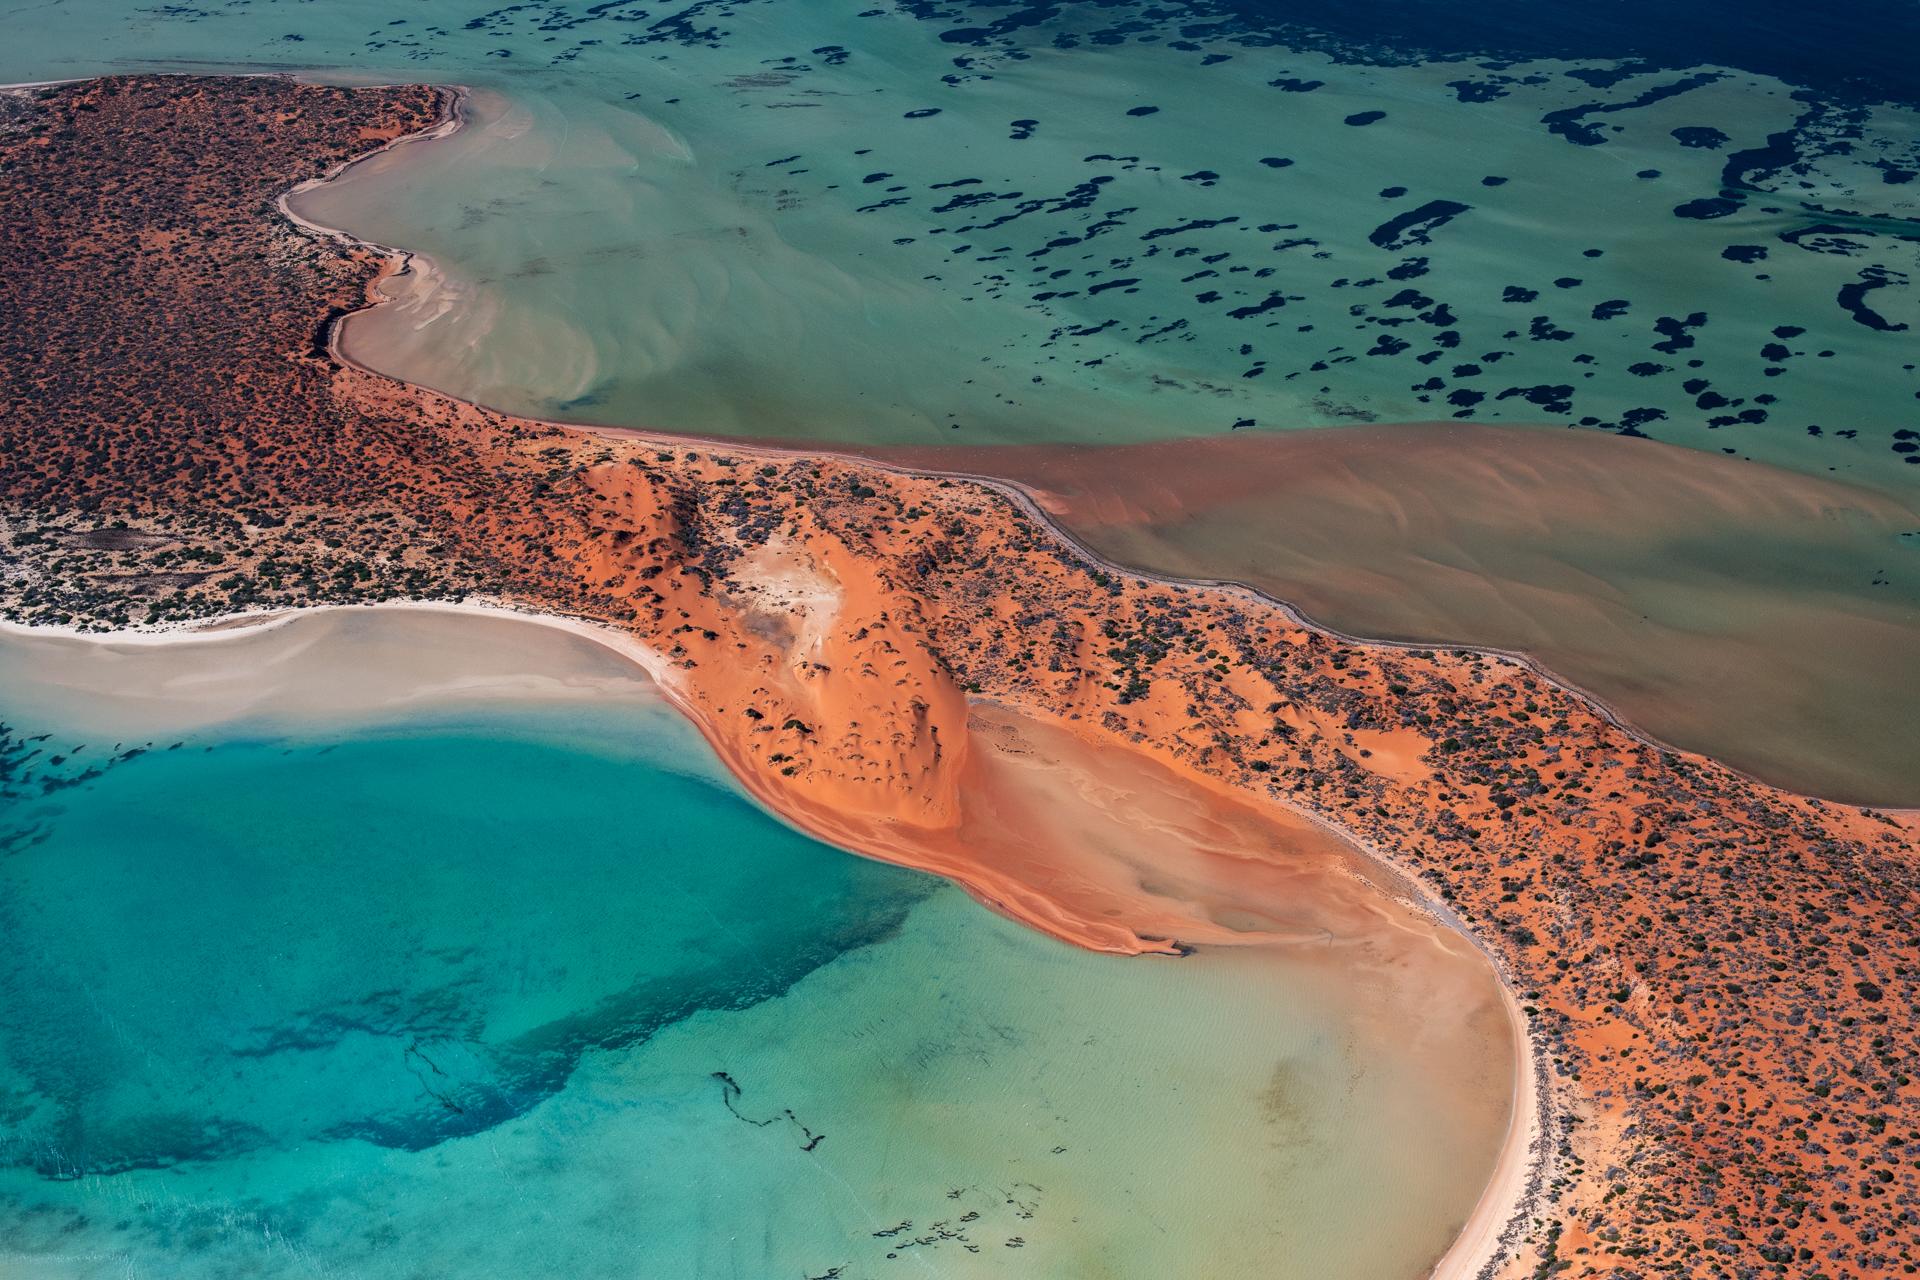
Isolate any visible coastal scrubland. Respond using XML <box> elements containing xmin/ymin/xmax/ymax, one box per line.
<box><xmin>3</xmin><ymin>76</ymin><xmax>1918</xmax><ymax>1280</ymax></box>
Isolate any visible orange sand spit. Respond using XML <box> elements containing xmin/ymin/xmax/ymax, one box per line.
<box><xmin>5</xmin><ymin>76</ymin><xmax>1920</xmax><ymax>1280</ymax></box>
<box><xmin>548</xmin><ymin>452</ymin><xmax>1436</xmax><ymax>957</ymax></box>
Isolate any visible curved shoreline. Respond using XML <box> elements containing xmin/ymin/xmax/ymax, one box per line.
<box><xmin>280</xmin><ymin>79</ymin><xmax>1538</xmax><ymax>1279</ymax></box>
<box><xmin>31</xmin><ymin>70</ymin><xmax>1882</xmax><ymax>1280</ymax></box>
<box><xmin>275</xmin><ymin>82</ymin><xmax>470</xmax><ymax>251</ymax></box>
<box><xmin>36</xmin><ymin>69</ymin><xmax>1920</xmax><ymax>1278</ymax></box>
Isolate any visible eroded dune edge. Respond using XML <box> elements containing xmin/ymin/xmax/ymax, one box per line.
<box><xmin>2</xmin><ymin>76</ymin><xmax>1917</xmax><ymax>1280</ymax></box>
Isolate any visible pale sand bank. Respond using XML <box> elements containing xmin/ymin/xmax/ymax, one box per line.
<box><xmin>0</xmin><ymin>602</ymin><xmax>668</xmax><ymax>738</ymax></box>
<box><xmin>1429</xmin><ymin>976</ymin><xmax>1541</xmax><ymax>1280</ymax></box>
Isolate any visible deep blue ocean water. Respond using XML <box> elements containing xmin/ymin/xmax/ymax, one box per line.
<box><xmin>1127</xmin><ymin>0</ymin><xmax>1920</xmax><ymax>103</ymax></box>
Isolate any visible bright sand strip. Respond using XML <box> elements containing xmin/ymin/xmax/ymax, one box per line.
<box><xmin>3</xmin><ymin>600</ymin><xmax>1532</xmax><ymax>1279</ymax></box>
<box><xmin>0</xmin><ymin>603</ymin><xmax>667</xmax><ymax>738</ymax></box>
<box><xmin>1430</xmin><ymin>966</ymin><xmax>1539</xmax><ymax>1280</ymax></box>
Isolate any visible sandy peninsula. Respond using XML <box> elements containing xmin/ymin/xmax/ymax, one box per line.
<box><xmin>4</xmin><ymin>75</ymin><xmax>1919</xmax><ymax>1280</ymax></box>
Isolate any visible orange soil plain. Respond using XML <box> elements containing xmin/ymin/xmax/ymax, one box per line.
<box><xmin>4</xmin><ymin>76</ymin><xmax>1920</xmax><ymax>1280</ymax></box>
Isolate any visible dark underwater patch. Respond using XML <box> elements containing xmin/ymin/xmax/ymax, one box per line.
<box><xmin>1836</xmin><ymin>267</ymin><xmax>1911</xmax><ymax>331</ymax></box>
<box><xmin>1671</xmin><ymin>125</ymin><xmax>1730</xmax><ymax>149</ymax></box>
<box><xmin>1367</xmin><ymin>199</ymin><xmax>1471</xmax><ymax>249</ymax></box>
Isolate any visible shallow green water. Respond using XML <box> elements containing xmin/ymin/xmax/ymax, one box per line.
<box><xmin>6</xmin><ymin>0</ymin><xmax>1918</xmax><ymax>486</ymax></box>
<box><xmin>0</xmin><ymin>625</ymin><xmax>1505</xmax><ymax>1279</ymax></box>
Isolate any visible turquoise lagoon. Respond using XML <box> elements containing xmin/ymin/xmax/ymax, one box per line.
<box><xmin>5</xmin><ymin>0</ymin><xmax>1918</xmax><ymax>485</ymax></box>
<box><xmin>0</xmin><ymin>612</ymin><xmax>1512</xmax><ymax>1279</ymax></box>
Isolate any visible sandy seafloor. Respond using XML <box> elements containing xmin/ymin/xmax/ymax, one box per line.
<box><xmin>907</xmin><ymin>423</ymin><xmax>1920</xmax><ymax>804</ymax></box>
<box><xmin>0</xmin><ymin>607</ymin><xmax>1517</xmax><ymax>1280</ymax></box>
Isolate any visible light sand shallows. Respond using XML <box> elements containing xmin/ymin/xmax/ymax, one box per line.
<box><xmin>0</xmin><ymin>603</ymin><xmax>666</xmax><ymax>738</ymax></box>
<box><xmin>3</xmin><ymin>600</ymin><xmax>1530</xmax><ymax>1280</ymax></box>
